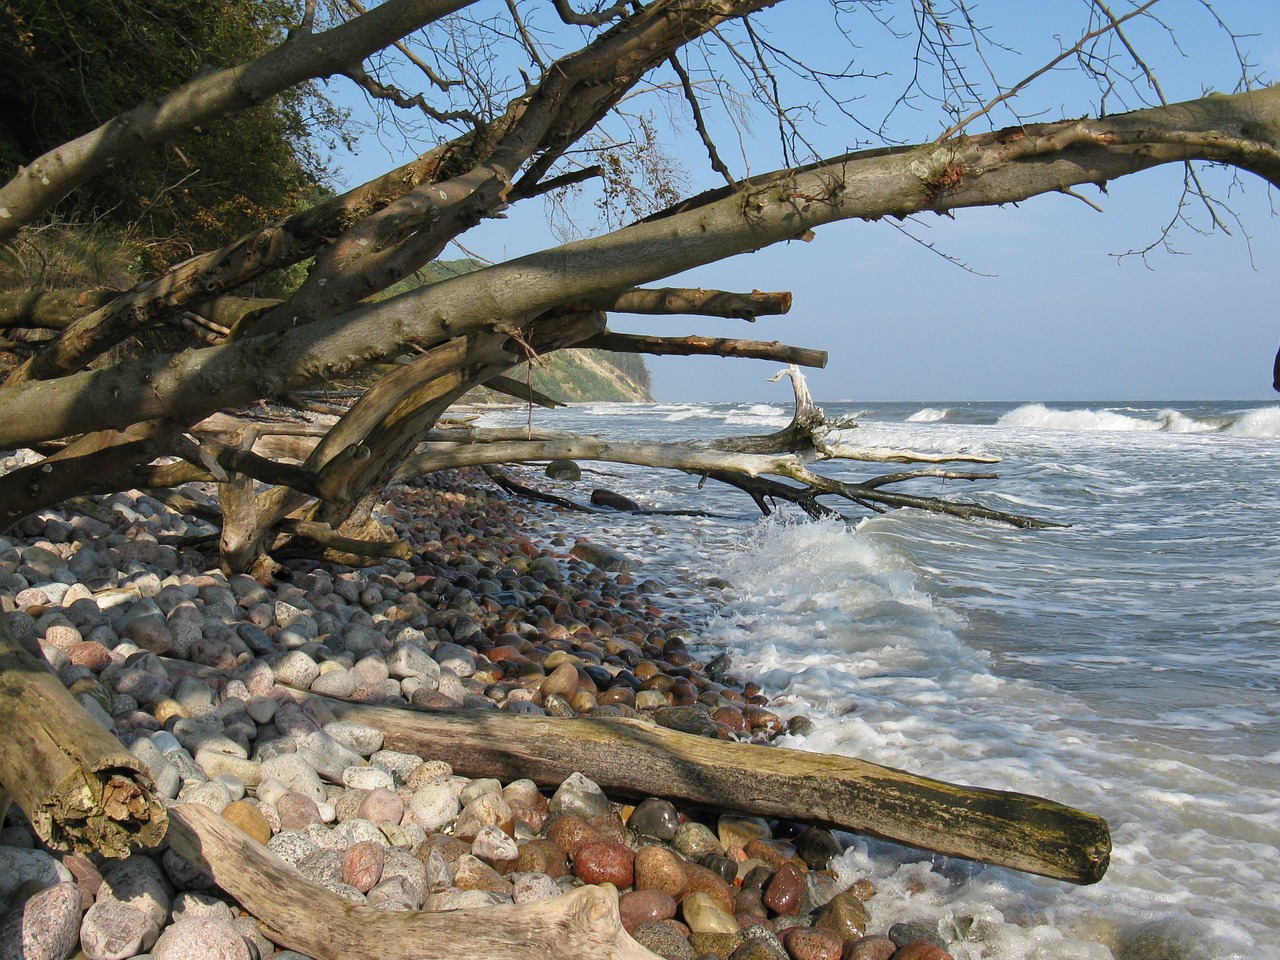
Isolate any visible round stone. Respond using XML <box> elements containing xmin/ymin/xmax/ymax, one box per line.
<box><xmin>572</xmin><ymin>840</ymin><xmax>635</xmax><ymax>887</ymax></box>
<box><xmin>814</xmin><ymin>888</ymin><xmax>871</xmax><ymax>943</ymax></box>
<box><xmin>221</xmin><ymin>800</ymin><xmax>272</xmax><ymax>844</ymax></box>
<box><xmin>672</xmin><ymin>821</ymin><xmax>722</xmax><ymax>860</ymax></box>
<box><xmin>844</xmin><ymin>936</ymin><xmax>898</xmax><ymax>960</ymax></box>
<box><xmin>151</xmin><ymin>917</ymin><xmax>252</xmax><ymax>960</ymax></box>
<box><xmin>79</xmin><ymin>898</ymin><xmax>159</xmax><ymax>960</ymax></box>
<box><xmin>629</xmin><ymin>798</ymin><xmax>680</xmax><ymax>842</ymax></box>
<box><xmin>619</xmin><ymin>889</ymin><xmax>677</xmax><ymax>934</ymax></box>
<box><xmin>763</xmin><ymin>862</ymin><xmax>807</xmax><ymax>916</ymax></box>
<box><xmin>783</xmin><ymin>926</ymin><xmax>844</xmax><ymax>960</ymax></box>
<box><xmin>0</xmin><ymin>881</ymin><xmax>81</xmax><ymax>960</ymax></box>
<box><xmin>633</xmin><ymin>845</ymin><xmax>688</xmax><ymax>900</ymax></box>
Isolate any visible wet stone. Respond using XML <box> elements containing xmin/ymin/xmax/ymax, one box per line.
<box><xmin>633</xmin><ymin>845</ymin><xmax>688</xmax><ymax>900</ymax></box>
<box><xmin>619</xmin><ymin>889</ymin><xmax>678</xmax><ymax>934</ymax></box>
<box><xmin>547</xmin><ymin>772</ymin><xmax>611</xmax><ymax>822</ymax></box>
<box><xmin>843</xmin><ymin>936</ymin><xmax>898</xmax><ymax>960</ymax></box>
<box><xmin>762</xmin><ymin>863</ymin><xmax>807</xmax><ymax>916</ymax></box>
<box><xmin>890</xmin><ymin>942</ymin><xmax>954</xmax><ymax>960</ymax></box>
<box><xmin>572</xmin><ymin>840</ymin><xmax>635</xmax><ymax>887</ymax></box>
<box><xmin>888</xmin><ymin>921</ymin><xmax>947</xmax><ymax>950</ymax></box>
<box><xmin>672</xmin><ymin>821</ymin><xmax>723</xmax><ymax>861</ymax></box>
<box><xmin>629</xmin><ymin>797</ymin><xmax>680</xmax><ymax>842</ymax></box>
<box><xmin>783</xmin><ymin>926</ymin><xmax>844</xmax><ymax>960</ymax></box>
<box><xmin>794</xmin><ymin>826</ymin><xmax>842</xmax><ymax>870</ymax></box>
<box><xmin>682</xmin><ymin>890</ymin><xmax>740</xmax><ymax>934</ymax></box>
<box><xmin>517</xmin><ymin>839</ymin><xmax>570</xmax><ymax>879</ymax></box>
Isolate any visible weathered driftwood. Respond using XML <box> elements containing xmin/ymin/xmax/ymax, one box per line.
<box><xmin>580</xmin><ymin>331</ymin><xmax>827</xmax><ymax>369</ymax></box>
<box><xmin>166</xmin><ymin>803</ymin><xmax>659</xmax><ymax>960</ymax></box>
<box><xmin>0</xmin><ymin>613</ymin><xmax>166</xmax><ymax>855</ymax></box>
<box><xmin>290</xmin><ymin>691</ymin><xmax>1112</xmax><ymax>884</ymax></box>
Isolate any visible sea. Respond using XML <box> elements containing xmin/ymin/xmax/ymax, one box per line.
<box><xmin>469</xmin><ymin>397</ymin><xmax>1280</xmax><ymax>960</ymax></box>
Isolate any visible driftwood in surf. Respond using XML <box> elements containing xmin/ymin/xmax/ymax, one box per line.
<box><xmin>289</xmin><ymin>689</ymin><xmax>1112</xmax><ymax>885</ymax></box>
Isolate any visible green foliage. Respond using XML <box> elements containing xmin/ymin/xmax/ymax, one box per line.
<box><xmin>0</xmin><ymin>0</ymin><xmax>348</xmax><ymax>274</ymax></box>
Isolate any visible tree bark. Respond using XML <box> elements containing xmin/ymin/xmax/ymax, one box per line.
<box><xmin>288</xmin><ymin>691</ymin><xmax>1111</xmax><ymax>885</ymax></box>
<box><xmin>580</xmin><ymin>332</ymin><xmax>827</xmax><ymax>368</ymax></box>
<box><xmin>0</xmin><ymin>614</ymin><xmax>167</xmax><ymax>856</ymax></box>
<box><xmin>166</xmin><ymin>803</ymin><xmax>659</xmax><ymax>960</ymax></box>
<box><xmin>3</xmin><ymin>86</ymin><xmax>1276</xmax><ymax>452</ymax></box>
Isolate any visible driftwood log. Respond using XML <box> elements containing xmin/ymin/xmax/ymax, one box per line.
<box><xmin>291</xmin><ymin>690</ymin><xmax>1111</xmax><ymax>885</ymax></box>
<box><xmin>167</xmin><ymin>803</ymin><xmax>660</xmax><ymax>960</ymax></box>
<box><xmin>0</xmin><ymin>613</ymin><xmax>166</xmax><ymax>856</ymax></box>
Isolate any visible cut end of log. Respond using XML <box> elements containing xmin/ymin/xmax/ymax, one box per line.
<box><xmin>44</xmin><ymin>766</ymin><xmax>168</xmax><ymax>858</ymax></box>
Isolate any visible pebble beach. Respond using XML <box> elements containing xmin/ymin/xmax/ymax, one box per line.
<box><xmin>0</xmin><ymin>460</ymin><xmax>962</xmax><ymax>960</ymax></box>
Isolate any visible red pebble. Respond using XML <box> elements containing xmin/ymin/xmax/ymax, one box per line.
<box><xmin>572</xmin><ymin>840</ymin><xmax>635</xmax><ymax>887</ymax></box>
<box><xmin>618</xmin><ymin>889</ymin><xmax>677</xmax><ymax>934</ymax></box>
<box><xmin>782</xmin><ymin>926</ymin><xmax>843</xmax><ymax>960</ymax></box>
<box><xmin>762</xmin><ymin>862</ymin><xmax>807</xmax><ymax>915</ymax></box>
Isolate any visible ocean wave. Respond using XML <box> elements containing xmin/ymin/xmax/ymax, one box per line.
<box><xmin>1224</xmin><ymin>405</ymin><xmax>1280</xmax><ymax>437</ymax></box>
<box><xmin>996</xmin><ymin>403</ymin><xmax>1165</xmax><ymax>432</ymax></box>
<box><xmin>906</xmin><ymin>406</ymin><xmax>951</xmax><ymax>423</ymax></box>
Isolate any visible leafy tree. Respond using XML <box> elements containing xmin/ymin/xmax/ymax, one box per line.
<box><xmin>0</xmin><ymin>0</ymin><xmax>348</xmax><ymax>268</ymax></box>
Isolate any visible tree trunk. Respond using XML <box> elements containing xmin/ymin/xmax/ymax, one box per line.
<box><xmin>289</xmin><ymin>691</ymin><xmax>1111</xmax><ymax>885</ymax></box>
<box><xmin>0</xmin><ymin>614</ymin><xmax>167</xmax><ymax>856</ymax></box>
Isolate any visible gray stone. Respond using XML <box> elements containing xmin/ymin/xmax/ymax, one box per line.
<box><xmin>422</xmin><ymin>889</ymin><xmax>507</xmax><ymax>911</ymax></box>
<box><xmin>170</xmin><ymin>718</ymin><xmax>247</xmax><ymax>759</ymax></box>
<box><xmin>177</xmin><ymin>778</ymin><xmax>232</xmax><ymax>812</ymax></box>
<box><xmin>324</xmin><ymin>721</ymin><xmax>384</xmax><ymax>757</ymax></box>
<box><xmin>79</xmin><ymin>898</ymin><xmax>159</xmax><ymax>960</ymax></box>
<box><xmin>265</xmin><ymin>832</ymin><xmax>319</xmax><ymax>867</ymax></box>
<box><xmin>385</xmin><ymin>642</ymin><xmax>439</xmax><ymax>684</ymax></box>
<box><xmin>271</xmin><ymin>650</ymin><xmax>321</xmax><ymax>689</ymax></box>
<box><xmin>432</xmin><ymin>641</ymin><xmax>477</xmax><ymax>678</ymax></box>
<box><xmin>297</xmin><ymin>730</ymin><xmax>365</xmax><ymax>783</ymax></box>
<box><xmin>0</xmin><ymin>848</ymin><xmax>73</xmax><ymax>903</ymax></box>
<box><xmin>259</xmin><ymin>753</ymin><xmax>326</xmax><ymax>803</ymax></box>
<box><xmin>151</xmin><ymin>917</ymin><xmax>252</xmax><ymax>960</ymax></box>
<box><xmin>160</xmin><ymin>848</ymin><xmax>215</xmax><ymax>892</ymax></box>
<box><xmin>0</xmin><ymin>881</ymin><xmax>81</xmax><ymax>960</ymax></box>
<box><xmin>545</xmin><ymin>459</ymin><xmax>581</xmax><ymax>481</ymax></box>
<box><xmin>547</xmin><ymin>771</ymin><xmax>611</xmax><ymax>822</ymax></box>
<box><xmin>98</xmin><ymin>854</ymin><xmax>171</xmax><ymax>928</ymax></box>
<box><xmin>407</xmin><ymin>783</ymin><xmax>460</xmax><ymax>832</ymax></box>
<box><xmin>1114</xmin><ymin>917</ymin><xmax>1237</xmax><ymax>960</ymax></box>
<box><xmin>170</xmin><ymin>892</ymin><xmax>235</xmax><ymax>923</ymax></box>
<box><xmin>309</xmin><ymin>668</ymin><xmax>356</xmax><ymax>697</ymax></box>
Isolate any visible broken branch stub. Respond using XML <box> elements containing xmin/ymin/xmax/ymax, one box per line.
<box><xmin>0</xmin><ymin>613</ymin><xmax>167</xmax><ymax>856</ymax></box>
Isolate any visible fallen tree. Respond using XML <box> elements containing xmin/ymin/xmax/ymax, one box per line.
<box><xmin>0</xmin><ymin>5</ymin><xmax>1275</xmax><ymax>953</ymax></box>
<box><xmin>1</xmin><ymin>1</ymin><xmax>1277</xmax><ymax>572</ymax></box>
<box><xmin>290</xmin><ymin>688</ymin><xmax>1110</xmax><ymax>884</ymax></box>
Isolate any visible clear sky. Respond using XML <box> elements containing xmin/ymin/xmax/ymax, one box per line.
<box><xmin>330</xmin><ymin>0</ymin><xmax>1280</xmax><ymax>402</ymax></box>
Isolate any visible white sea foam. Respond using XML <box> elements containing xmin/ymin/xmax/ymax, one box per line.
<box><xmin>996</xmin><ymin>403</ymin><xmax>1163</xmax><ymax>432</ymax></box>
<box><xmin>468</xmin><ymin>398</ymin><xmax>1280</xmax><ymax>959</ymax></box>
<box><xmin>1225</xmin><ymin>405</ymin><xmax>1280</xmax><ymax>437</ymax></box>
<box><xmin>907</xmin><ymin>406</ymin><xmax>951</xmax><ymax>422</ymax></box>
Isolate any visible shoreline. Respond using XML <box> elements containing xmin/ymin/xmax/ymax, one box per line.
<box><xmin>0</xmin><ymin>464</ymin><xmax>959</xmax><ymax>960</ymax></box>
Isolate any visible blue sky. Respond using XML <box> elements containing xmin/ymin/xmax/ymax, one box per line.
<box><xmin>330</xmin><ymin>0</ymin><xmax>1280</xmax><ymax>402</ymax></box>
